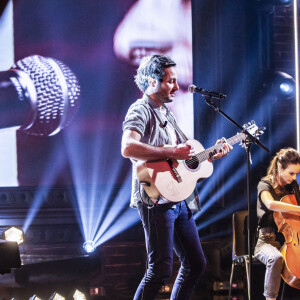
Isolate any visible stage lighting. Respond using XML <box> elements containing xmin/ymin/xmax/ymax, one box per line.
<box><xmin>83</xmin><ymin>240</ymin><xmax>96</xmax><ymax>253</ymax></box>
<box><xmin>49</xmin><ymin>293</ymin><xmax>65</xmax><ymax>300</ymax></box>
<box><xmin>90</xmin><ymin>286</ymin><xmax>105</xmax><ymax>296</ymax></box>
<box><xmin>73</xmin><ymin>290</ymin><xmax>87</xmax><ymax>300</ymax></box>
<box><xmin>160</xmin><ymin>285</ymin><xmax>171</xmax><ymax>293</ymax></box>
<box><xmin>265</xmin><ymin>0</ymin><xmax>292</xmax><ymax>5</ymax></box>
<box><xmin>29</xmin><ymin>295</ymin><xmax>42</xmax><ymax>300</ymax></box>
<box><xmin>267</xmin><ymin>71</ymin><xmax>296</xmax><ymax>100</ymax></box>
<box><xmin>254</xmin><ymin>0</ymin><xmax>292</xmax><ymax>8</ymax></box>
<box><xmin>280</xmin><ymin>82</ymin><xmax>293</xmax><ymax>94</ymax></box>
<box><xmin>4</xmin><ymin>227</ymin><xmax>24</xmax><ymax>244</ymax></box>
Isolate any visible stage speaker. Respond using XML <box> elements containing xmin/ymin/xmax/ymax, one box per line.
<box><xmin>0</xmin><ymin>239</ymin><xmax>21</xmax><ymax>274</ymax></box>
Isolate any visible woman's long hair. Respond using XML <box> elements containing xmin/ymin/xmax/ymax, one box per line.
<box><xmin>262</xmin><ymin>148</ymin><xmax>300</xmax><ymax>191</ymax></box>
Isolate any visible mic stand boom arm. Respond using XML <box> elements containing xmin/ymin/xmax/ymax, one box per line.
<box><xmin>203</xmin><ymin>95</ymin><xmax>269</xmax><ymax>300</ymax></box>
<box><xmin>204</xmin><ymin>97</ymin><xmax>269</xmax><ymax>152</ymax></box>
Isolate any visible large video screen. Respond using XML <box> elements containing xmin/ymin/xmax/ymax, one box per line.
<box><xmin>0</xmin><ymin>0</ymin><xmax>193</xmax><ymax>187</ymax></box>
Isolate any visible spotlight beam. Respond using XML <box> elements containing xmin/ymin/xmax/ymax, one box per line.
<box><xmin>197</xmin><ymin>200</ymin><xmax>245</xmax><ymax>231</ymax></box>
<box><xmin>22</xmin><ymin>144</ymin><xmax>67</xmax><ymax>233</ymax></box>
<box><xmin>66</xmin><ymin>131</ymin><xmax>141</xmax><ymax>248</ymax></box>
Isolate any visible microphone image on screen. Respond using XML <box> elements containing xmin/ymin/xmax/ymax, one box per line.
<box><xmin>0</xmin><ymin>55</ymin><xmax>81</xmax><ymax>136</ymax></box>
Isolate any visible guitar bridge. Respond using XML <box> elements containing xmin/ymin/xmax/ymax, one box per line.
<box><xmin>166</xmin><ymin>159</ymin><xmax>182</xmax><ymax>183</ymax></box>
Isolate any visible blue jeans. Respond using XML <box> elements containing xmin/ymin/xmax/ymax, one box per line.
<box><xmin>134</xmin><ymin>201</ymin><xmax>206</xmax><ymax>300</ymax></box>
<box><xmin>254</xmin><ymin>231</ymin><xmax>284</xmax><ymax>298</ymax></box>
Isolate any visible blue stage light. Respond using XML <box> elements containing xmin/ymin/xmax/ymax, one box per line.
<box><xmin>65</xmin><ymin>130</ymin><xmax>141</xmax><ymax>249</ymax></box>
<box><xmin>279</xmin><ymin>82</ymin><xmax>294</xmax><ymax>95</ymax></box>
<box><xmin>278</xmin><ymin>0</ymin><xmax>292</xmax><ymax>4</ymax></box>
<box><xmin>271</xmin><ymin>71</ymin><xmax>296</xmax><ymax>100</ymax></box>
<box><xmin>49</xmin><ymin>292</ymin><xmax>65</xmax><ymax>300</ymax></box>
<box><xmin>83</xmin><ymin>240</ymin><xmax>96</xmax><ymax>253</ymax></box>
<box><xmin>29</xmin><ymin>295</ymin><xmax>42</xmax><ymax>300</ymax></box>
<box><xmin>22</xmin><ymin>146</ymin><xmax>66</xmax><ymax>233</ymax></box>
<box><xmin>266</xmin><ymin>0</ymin><xmax>292</xmax><ymax>5</ymax></box>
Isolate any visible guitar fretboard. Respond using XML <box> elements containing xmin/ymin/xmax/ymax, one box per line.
<box><xmin>193</xmin><ymin>133</ymin><xmax>246</xmax><ymax>163</ymax></box>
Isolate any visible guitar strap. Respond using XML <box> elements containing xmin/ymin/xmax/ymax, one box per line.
<box><xmin>147</xmin><ymin>101</ymin><xmax>188</xmax><ymax>143</ymax></box>
<box><xmin>163</xmin><ymin>104</ymin><xmax>188</xmax><ymax>143</ymax></box>
<box><xmin>163</xmin><ymin>105</ymin><xmax>201</xmax><ymax>214</ymax></box>
<box><xmin>140</xmin><ymin>101</ymin><xmax>197</xmax><ymax>212</ymax></box>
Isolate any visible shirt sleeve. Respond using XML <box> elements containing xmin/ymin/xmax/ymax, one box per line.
<box><xmin>257</xmin><ymin>181</ymin><xmax>272</xmax><ymax>199</ymax></box>
<box><xmin>122</xmin><ymin>102</ymin><xmax>149</xmax><ymax>137</ymax></box>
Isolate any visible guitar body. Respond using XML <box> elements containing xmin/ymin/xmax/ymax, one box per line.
<box><xmin>136</xmin><ymin>139</ymin><xmax>213</xmax><ymax>202</ymax></box>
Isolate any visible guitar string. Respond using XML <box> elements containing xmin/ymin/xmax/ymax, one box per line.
<box><xmin>182</xmin><ymin>133</ymin><xmax>245</xmax><ymax>167</ymax></box>
<box><xmin>165</xmin><ymin>107</ymin><xmax>254</xmax><ymax>166</ymax></box>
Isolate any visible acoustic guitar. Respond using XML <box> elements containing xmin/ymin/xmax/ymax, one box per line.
<box><xmin>137</xmin><ymin>122</ymin><xmax>263</xmax><ymax>202</ymax></box>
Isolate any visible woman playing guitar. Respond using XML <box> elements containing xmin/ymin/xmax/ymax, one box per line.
<box><xmin>254</xmin><ymin>148</ymin><xmax>300</xmax><ymax>300</ymax></box>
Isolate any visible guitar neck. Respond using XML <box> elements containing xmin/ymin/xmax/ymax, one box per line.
<box><xmin>195</xmin><ymin>133</ymin><xmax>245</xmax><ymax>163</ymax></box>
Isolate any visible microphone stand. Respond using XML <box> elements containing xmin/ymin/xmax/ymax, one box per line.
<box><xmin>203</xmin><ymin>95</ymin><xmax>269</xmax><ymax>300</ymax></box>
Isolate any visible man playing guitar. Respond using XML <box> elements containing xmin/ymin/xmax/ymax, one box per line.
<box><xmin>121</xmin><ymin>54</ymin><xmax>232</xmax><ymax>300</ymax></box>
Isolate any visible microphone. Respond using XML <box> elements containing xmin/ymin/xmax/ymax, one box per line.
<box><xmin>161</xmin><ymin>121</ymin><xmax>167</xmax><ymax>128</ymax></box>
<box><xmin>188</xmin><ymin>84</ymin><xmax>226</xmax><ymax>99</ymax></box>
<box><xmin>0</xmin><ymin>55</ymin><xmax>80</xmax><ymax>136</ymax></box>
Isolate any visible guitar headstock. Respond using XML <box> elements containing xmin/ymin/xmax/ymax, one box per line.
<box><xmin>240</xmin><ymin>120</ymin><xmax>265</xmax><ymax>147</ymax></box>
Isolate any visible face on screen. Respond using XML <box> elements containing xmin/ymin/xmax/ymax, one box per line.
<box><xmin>113</xmin><ymin>0</ymin><xmax>193</xmax><ymax>137</ymax></box>
<box><xmin>114</xmin><ymin>0</ymin><xmax>192</xmax><ymax>87</ymax></box>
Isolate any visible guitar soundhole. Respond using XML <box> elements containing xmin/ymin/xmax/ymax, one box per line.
<box><xmin>185</xmin><ymin>156</ymin><xmax>199</xmax><ymax>170</ymax></box>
